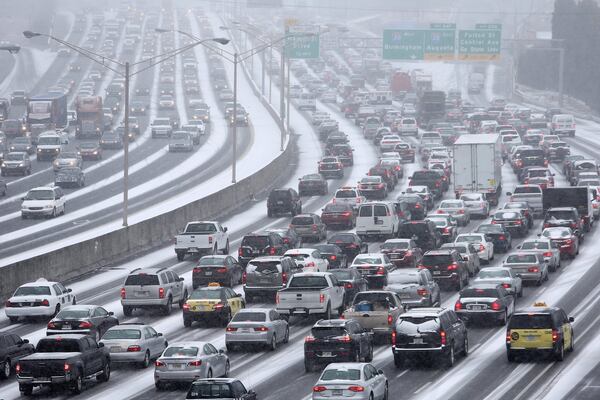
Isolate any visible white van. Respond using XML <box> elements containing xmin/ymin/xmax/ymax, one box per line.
<box><xmin>356</xmin><ymin>202</ymin><xmax>399</xmax><ymax>240</ymax></box>
<box><xmin>551</xmin><ymin>114</ymin><xmax>576</xmax><ymax>137</ymax></box>
<box><xmin>297</xmin><ymin>92</ymin><xmax>317</xmax><ymax>111</ymax></box>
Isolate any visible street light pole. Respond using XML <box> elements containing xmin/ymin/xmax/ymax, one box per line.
<box><xmin>232</xmin><ymin>52</ymin><xmax>238</xmax><ymax>183</ymax></box>
<box><xmin>279</xmin><ymin>47</ymin><xmax>285</xmax><ymax>143</ymax></box>
<box><xmin>286</xmin><ymin>59</ymin><xmax>290</xmax><ymax>137</ymax></box>
<box><xmin>123</xmin><ymin>62</ymin><xmax>130</xmax><ymax>227</ymax></box>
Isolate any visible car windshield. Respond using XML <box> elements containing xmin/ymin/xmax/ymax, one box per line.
<box><xmin>509</xmin><ymin>314</ymin><xmax>553</xmax><ymax>329</ymax></box>
<box><xmin>477</xmin><ymin>224</ymin><xmax>503</xmax><ymax>233</ymax></box>
<box><xmin>397</xmin><ymin>316</ymin><xmax>439</xmax><ymax>333</ymax></box>
<box><xmin>479</xmin><ymin>270</ymin><xmax>510</xmax><ymax>279</ymax></box>
<box><xmin>59</xmin><ymin>152</ymin><xmax>77</xmax><ymax>159</ymax></box>
<box><xmin>241</xmin><ymin>236</ymin><xmax>269</xmax><ymax>248</ymax></box>
<box><xmin>514</xmin><ymin>186</ymin><xmax>541</xmax><ymax>194</ymax></box>
<box><xmin>12</xmin><ymin>138</ymin><xmax>28</xmax><ymax>144</ymax></box>
<box><xmin>288</xmin><ymin>276</ymin><xmax>328</xmax><ymax>288</ymax></box>
<box><xmin>231</xmin><ymin>312</ymin><xmax>266</xmax><ymax>322</ymax></box>
<box><xmin>56</xmin><ymin>308</ymin><xmax>91</xmax><ymax>319</ymax></box>
<box><xmin>336</xmin><ymin>190</ymin><xmax>357</xmax><ymax>198</ymax></box>
<box><xmin>321</xmin><ymin>368</ymin><xmax>361</xmax><ymax>381</ymax></box>
<box><xmin>291</xmin><ymin>216</ymin><xmax>314</xmax><ymax>225</ymax></box>
<box><xmin>388</xmin><ymin>272</ymin><xmax>420</xmax><ymax>284</ymax></box>
<box><xmin>546</xmin><ymin>211</ymin><xmax>575</xmax><ymax>220</ymax></box>
<box><xmin>543</xmin><ymin>229</ymin><xmax>571</xmax><ymax>239</ymax></box>
<box><xmin>440</xmin><ymin>201</ymin><xmax>462</xmax><ymax>208</ymax></box>
<box><xmin>246</xmin><ymin>261</ymin><xmax>281</xmax><ymax>274</ymax></box>
<box><xmin>461</xmin><ymin>288</ymin><xmax>499</xmax><ymax>298</ymax></box>
<box><xmin>189</xmin><ymin>289</ymin><xmax>222</xmax><ymax>300</ymax></box>
<box><xmin>312</xmin><ymin>327</ymin><xmax>348</xmax><ymax>339</ymax></box>
<box><xmin>353</xmin><ymin>256</ymin><xmax>381</xmax><ymax>265</ymax></box>
<box><xmin>329</xmin><ymin>234</ymin><xmax>356</xmax><ymax>244</ymax></box>
<box><xmin>495</xmin><ymin>211</ymin><xmax>520</xmax><ymax>219</ymax></box>
<box><xmin>14</xmin><ymin>286</ymin><xmax>51</xmax><ymax>296</ymax></box>
<box><xmin>521</xmin><ymin>241</ymin><xmax>549</xmax><ymax>250</ymax></box>
<box><xmin>5</xmin><ymin>153</ymin><xmax>24</xmax><ymax>161</ymax></box>
<box><xmin>506</xmin><ymin>254</ymin><xmax>538</xmax><ymax>264</ymax></box>
<box><xmin>102</xmin><ymin>329</ymin><xmax>142</xmax><ymax>340</ymax></box>
<box><xmin>422</xmin><ymin>255</ymin><xmax>452</xmax><ymax>266</ymax></box>
<box><xmin>198</xmin><ymin>257</ymin><xmax>225</xmax><ymax>266</ymax></box>
<box><xmin>329</xmin><ymin>270</ymin><xmax>354</xmax><ymax>280</ymax></box>
<box><xmin>37</xmin><ymin>339</ymin><xmax>80</xmax><ymax>353</ymax></box>
<box><xmin>407</xmin><ymin>187</ymin><xmax>427</xmax><ymax>194</ymax></box>
<box><xmin>79</xmin><ymin>143</ymin><xmax>97</xmax><ymax>149</ymax></box>
<box><xmin>381</xmin><ymin>241</ymin><xmax>409</xmax><ymax>250</ymax></box>
<box><xmin>25</xmin><ymin>190</ymin><xmax>54</xmax><ymax>200</ymax></box>
<box><xmin>185</xmin><ymin>223</ymin><xmax>217</xmax><ymax>234</ymax></box>
<box><xmin>456</xmin><ymin>235</ymin><xmax>482</xmax><ymax>243</ymax></box>
<box><xmin>172</xmin><ymin>132</ymin><xmax>188</xmax><ymax>140</ymax></box>
<box><xmin>125</xmin><ymin>274</ymin><xmax>159</xmax><ymax>286</ymax></box>
<box><xmin>187</xmin><ymin>383</ymin><xmax>233</xmax><ymax>399</ymax></box>
<box><xmin>163</xmin><ymin>346</ymin><xmax>199</xmax><ymax>357</ymax></box>
<box><xmin>323</xmin><ymin>204</ymin><xmax>351</xmax><ymax>213</ymax></box>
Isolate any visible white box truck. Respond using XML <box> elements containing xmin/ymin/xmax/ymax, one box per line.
<box><xmin>452</xmin><ymin>134</ymin><xmax>503</xmax><ymax>206</ymax></box>
<box><xmin>468</xmin><ymin>72</ymin><xmax>485</xmax><ymax>94</ymax></box>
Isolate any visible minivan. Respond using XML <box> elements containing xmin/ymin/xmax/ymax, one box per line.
<box><xmin>356</xmin><ymin>202</ymin><xmax>400</xmax><ymax>240</ymax></box>
<box><xmin>243</xmin><ymin>256</ymin><xmax>299</xmax><ymax>302</ymax></box>
<box><xmin>551</xmin><ymin>114</ymin><xmax>575</xmax><ymax>137</ymax></box>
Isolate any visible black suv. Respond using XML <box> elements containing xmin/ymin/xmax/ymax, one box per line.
<box><xmin>420</xmin><ymin>250</ymin><xmax>470</xmax><ymax>291</ymax></box>
<box><xmin>398</xmin><ymin>221</ymin><xmax>442</xmax><ymax>251</ymax></box>
<box><xmin>0</xmin><ymin>333</ymin><xmax>34</xmax><ymax>379</ymax></box>
<box><xmin>238</xmin><ymin>232</ymin><xmax>289</xmax><ymax>266</ymax></box>
<box><xmin>327</xmin><ymin>233</ymin><xmax>369</xmax><ymax>263</ymax></box>
<box><xmin>392</xmin><ymin>307</ymin><xmax>468</xmax><ymax>368</ymax></box>
<box><xmin>267</xmin><ymin>188</ymin><xmax>302</xmax><ymax>217</ymax></box>
<box><xmin>304</xmin><ymin>319</ymin><xmax>374</xmax><ymax>372</ymax></box>
<box><xmin>397</xmin><ymin>194</ymin><xmax>427</xmax><ymax>219</ymax></box>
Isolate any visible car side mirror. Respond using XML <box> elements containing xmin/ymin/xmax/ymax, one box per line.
<box><xmin>235</xmin><ymin>293</ymin><xmax>242</xmax><ymax>297</ymax></box>
<box><xmin>569</xmin><ymin>316</ymin><xmax>574</xmax><ymax>323</ymax></box>
<box><xmin>21</xmin><ymin>197</ymin><xmax>25</xmax><ymax>201</ymax></box>
<box><xmin>219</xmin><ymin>348</ymin><xmax>226</xmax><ymax>354</ymax></box>
<box><xmin>378</xmin><ymin>369</ymin><xmax>384</xmax><ymax>375</ymax></box>
<box><xmin>20</xmin><ymin>339</ymin><xmax>29</xmax><ymax>345</ymax></box>
<box><xmin>516</xmin><ymin>245</ymin><xmax>521</xmax><ymax>249</ymax></box>
<box><xmin>178</xmin><ymin>277</ymin><xmax>185</xmax><ymax>282</ymax></box>
<box><xmin>67</xmin><ymin>288</ymin><xmax>73</xmax><ymax>293</ymax></box>
<box><xmin>98</xmin><ymin>342</ymin><xmax>105</xmax><ymax>348</ymax></box>
<box><xmin>108</xmin><ymin>311</ymin><xmax>114</xmax><ymax>316</ymax></box>
<box><xmin>516</xmin><ymin>273</ymin><xmax>522</xmax><ymax>278</ymax></box>
<box><xmin>157</xmin><ymin>333</ymin><xmax>163</xmax><ymax>337</ymax></box>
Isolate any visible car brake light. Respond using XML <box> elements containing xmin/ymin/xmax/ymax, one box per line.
<box><xmin>417</xmin><ymin>264</ymin><xmax>425</xmax><ymax>269</ymax></box>
<box><xmin>479</xmin><ymin>244</ymin><xmax>485</xmax><ymax>252</ymax></box>
<box><xmin>127</xmin><ymin>345</ymin><xmax>142</xmax><ymax>352</ymax></box>
<box><xmin>216</xmin><ymin>268</ymin><xmax>227</xmax><ymax>273</ymax></box>
<box><xmin>254</xmin><ymin>326</ymin><xmax>269</xmax><ymax>332</ymax></box>
<box><xmin>208</xmin><ymin>236</ymin><xmax>213</xmax><ymax>244</ymax></box>
<box><xmin>155</xmin><ymin>361</ymin><xmax>166</xmax><ymax>367</ymax></box>
<box><xmin>443</xmin><ymin>227</ymin><xmax>451</xmax><ymax>233</ymax></box>
<box><xmin>313</xmin><ymin>386</ymin><xmax>327</xmax><ymax>392</ymax></box>
<box><xmin>339</xmin><ymin>335</ymin><xmax>352</xmax><ymax>343</ymax></box>
<box><xmin>305</xmin><ymin>335</ymin><xmax>316</xmax><ymax>342</ymax></box>
<box><xmin>64</xmin><ymin>363</ymin><xmax>70</xmax><ymax>372</ymax></box>
<box><xmin>455</xmin><ymin>301</ymin><xmax>463</xmax><ymax>311</ymax></box>
<box><xmin>320</xmin><ymin>293</ymin><xmax>325</xmax><ymax>303</ymax></box>
<box><xmin>214</xmin><ymin>303</ymin><xmax>225</xmax><ymax>310</ymax></box>
<box><xmin>158</xmin><ymin>287</ymin><xmax>165</xmax><ymax>298</ymax></box>
<box><xmin>440</xmin><ymin>330</ymin><xmax>447</xmax><ymax>346</ymax></box>
<box><xmin>491</xmin><ymin>301</ymin><xmax>502</xmax><ymax>311</ymax></box>
<box><xmin>552</xmin><ymin>329</ymin><xmax>559</xmax><ymax>343</ymax></box>
<box><xmin>458</xmin><ymin>209</ymin><xmax>465</xmax><ymax>214</ymax></box>
<box><xmin>447</xmin><ymin>262</ymin><xmax>459</xmax><ymax>271</ymax></box>
<box><xmin>415</xmin><ymin>204</ymin><xmax>421</xmax><ymax>209</ymax></box>
<box><xmin>78</xmin><ymin>321</ymin><xmax>92</xmax><ymax>329</ymax></box>
<box><xmin>543</xmin><ymin>251</ymin><xmax>552</xmax><ymax>257</ymax></box>
<box><xmin>528</xmin><ymin>266</ymin><xmax>539</xmax><ymax>273</ymax></box>
<box><xmin>47</xmin><ymin>322</ymin><xmax>56</xmax><ymax>329</ymax></box>
<box><xmin>238</xmin><ymin>248</ymin><xmax>243</xmax><ymax>256</ymax></box>
<box><xmin>506</xmin><ymin>330</ymin><xmax>512</xmax><ymax>344</ymax></box>
<box><xmin>417</xmin><ymin>288</ymin><xmax>428</xmax><ymax>297</ymax></box>
<box><xmin>226</xmin><ymin>327</ymin><xmax>237</xmax><ymax>332</ymax></box>
<box><xmin>15</xmin><ymin>363</ymin><xmax>21</xmax><ymax>374</ymax></box>
<box><xmin>515</xmin><ymin>220</ymin><xmax>522</xmax><ymax>225</ymax></box>
<box><xmin>312</xmin><ymin>224</ymin><xmax>318</xmax><ymax>231</ymax></box>
<box><xmin>348</xmin><ymin>386</ymin><xmax>364</xmax><ymax>392</ymax></box>
<box><xmin>387</xmin><ymin>314</ymin><xmax>393</xmax><ymax>325</ymax></box>
<box><xmin>4</xmin><ymin>301</ymin><xmax>13</xmax><ymax>308</ymax></box>
<box><xmin>391</xmin><ymin>330</ymin><xmax>397</xmax><ymax>345</ymax></box>
<box><xmin>120</xmin><ymin>288</ymin><xmax>126</xmax><ymax>299</ymax></box>
<box><xmin>269</xmin><ymin>247</ymin><xmax>277</xmax><ymax>255</ymax></box>
<box><xmin>41</xmin><ymin>299</ymin><xmax>50</xmax><ymax>307</ymax></box>
<box><xmin>242</xmin><ymin>272</ymin><xmax>247</xmax><ymax>284</ymax></box>
<box><xmin>188</xmin><ymin>360</ymin><xmax>202</xmax><ymax>367</ymax></box>
<box><xmin>502</xmin><ymin>283</ymin><xmax>511</xmax><ymax>289</ymax></box>
<box><xmin>565</xmin><ymin>239</ymin><xmax>573</xmax><ymax>244</ymax></box>
<box><xmin>376</xmin><ymin>266</ymin><xmax>386</xmax><ymax>275</ymax></box>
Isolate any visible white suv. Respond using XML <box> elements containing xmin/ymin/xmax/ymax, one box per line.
<box><xmin>398</xmin><ymin>117</ymin><xmax>418</xmax><ymax>136</ymax></box>
<box><xmin>21</xmin><ymin>186</ymin><xmax>66</xmax><ymax>219</ymax></box>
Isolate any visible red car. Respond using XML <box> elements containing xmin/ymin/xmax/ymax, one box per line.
<box><xmin>380</xmin><ymin>238</ymin><xmax>423</xmax><ymax>268</ymax></box>
<box><xmin>542</xmin><ymin>227</ymin><xmax>579</xmax><ymax>259</ymax></box>
<box><xmin>394</xmin><ymin>143</ymin><xmax>415</xmax><ymax>163</ymax></box>
<box><xmin>321</xmin><ymin>203</ymin><xmax>355</xmax><ymax>229</ymax></box>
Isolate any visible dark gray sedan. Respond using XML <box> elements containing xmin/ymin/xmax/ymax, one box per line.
<box><xmin>454</xmin><ymin>283</ymin><xmax>515</xmax><ymax>325</ymax></box>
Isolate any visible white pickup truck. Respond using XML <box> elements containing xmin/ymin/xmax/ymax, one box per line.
<box><xmin>508</xmin><ymin>185</ymin><xmax>544</xmax><ymax>218</ymax></box>
<box><xmin>276</xmin><ymin>272</ymin><xmax>345</xmax><ymax>319</ymax></box>
<box><xmin>174</xmin><ymin>221</ymin><xmax>230</xmax><ymax>261</ymax></box>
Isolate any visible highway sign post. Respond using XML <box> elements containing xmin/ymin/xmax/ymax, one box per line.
<box><xmin>458</xmin><ymin>25</ymin><xmax>502</xmax><ymax>61</ymax></box>
<box><xmin>383</xmin><ymin>29</ymin><xmax>455</xmax><ymax>61</ymax></box>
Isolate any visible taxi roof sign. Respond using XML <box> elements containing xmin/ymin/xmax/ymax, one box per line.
<box><xmin>208</xmin><ymin>282</ymin><xmax>221</xmax><ymax>287</ymax></box>
<box><xmin>533</xmin><ymin>301</ymin><xmax>548</xmax><ymax>307</ymax></box>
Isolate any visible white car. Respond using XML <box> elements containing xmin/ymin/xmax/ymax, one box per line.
<box><xmin>284</xmin><ymin>248</ymin><xmax>329</xmax><ymax>272</ymax></box>
<box><xmin>379</xmin><ymin>135</ymin><xmax>403</xmax><ymax>152</ymax></box>
<box><xmin>5</xmin><ymin>278</ymin><xmax>76</xmax><ymax>323</ymax></box>
<box><xmin>158</xmin><ymin>95</ymin><xmax>175</xmax><ymax>109</ymax></box>
<box><xmin>517</xmin><ymin>238</ymin><xmax>561</xmax><ymax>272</ymax></box>
<box><xmin>455</xmin><ymin>233</ymin><xmax>494</xmax><ymax>264</ymax></box>
<box><xmin>459</xmin><ymin>193</ymin><xmax>490</xmax><ymax>218</ymax></box>
<box><xmin>436</xmin><ymin>200</ymin><xmax>470</xmax><ymax>226</ymax></box>
<box><xmin>398</xmin><ymin>117</ymin><xmax>418</xmax><ymax>136</ymax></box>
<box><xmin>332</xmin><ymin>186</ymin><xmax>366</xmax><ymax>210</ymax></box>
<box><xmin>473</xmin><ymin>267</ymin><xmax>523</xmax><ymax>298</ymax></box>
<box><xmin>21</xmin><ymin>186</ymin><xmax>66</xmax><ymax>219</ymax></box>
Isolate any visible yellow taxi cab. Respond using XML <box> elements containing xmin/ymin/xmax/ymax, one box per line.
<box><xmin>506</xmin><ymin>301</ymin><xmax>574</xmax><ymax>362</ymax></box>
<box><xmin>182</xmin><ymin>283</ymin><xmax>245</xmax><ymax>328</ymax></box>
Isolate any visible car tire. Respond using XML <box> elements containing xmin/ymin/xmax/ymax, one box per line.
<box><xmin>269</xmin><ymin>334</ymin><xmax>277</xmax><ymax>351</ymax></box>
<box><xmin>0</xmin><ymin>359</ymin><xmax>10</xmax><ymax>379</ymax></box>
<box><xmin>507</xmin><ymin>350</ymin><xmax>516</xmax><ymax>362</ymax></box>
<box><xmin>365</xmin><ymin>343</ymin><xmax>374</xmax><ymax>362</ymax></box>
<box><xmin>140</xmin><ymin>351</ymin><xmax>150</xmax><ymax>369</ymax></box>
<box><xmin>498</xmin><ymin>310</ymin><xmax>508</xmax><ymax>326</ymax></box>
<box><xmin>267</xmin><ymin>209</ymin><xmax>273</xmax><ymax>218</ymax></box>
<box><xmin>123</xmin><ymin>306</ymin><xmax>133</xmax><ymax>317</ymax></box>
<box><xmin>176</xmin><ymin>252</ymin><xmax>185</xmax><ymax>262</ymax></box>
<box><xmin>155</xmin><ymin>381</ymin><xmax>165</xmax><ymax>391</ymax></box>
<box><xmin>183</xmin><ymin>317</ymin><xmax>192</xmax><ymax>328</ymax></box>
<box><xmin>8</xmin><ymin>317</ymin><xmax>17</xmax><ymax>324</ymax></box>
<box><xmin>444</xmin><ymin>343</ymin><xmax>455</xmax><ymax>369</ymax></box>
<box><xmin>53</xmin><ymin>304</ymin><xmax>60</xmax><ymax>317</ymax></box>
<box><xmin>179</xmin><ymin>291</ymin><xmax>188</xmax><ymax>308</ymax></box>
<box><xmin>304</xmin><ymin>359</ymin><xmax>315</xmax><ymax>373</ymax></box>
<box><xmin>223</xmin><ymin>240</ymin><xmax>230</xmax><ymax>255</ymax></box>
<box><xmin>162</xmin><ymin>297</ymin><xmax>172</xmax><ymax>315</ymax></box>
<box><xmin>323</xmin><ymin>303</ymin><xmax>332</xmax><ymax>320</ymax></box>
<box><xmin>555</xmin><ymin>341</ymin><xmax>565</xmax><ymax>361</ymax></box>
<box><xmin>97</xmin><ymin>362</ymin><xmax>110</xmax><ymax>382</ymax></box>
<box><xmin>70</xmin><ymin>373</ymin><xmax>83</xmax><ymax>394</ymax></box>
<box><xmin>222</xmin><ymin>309</ymin><xmax>232</xmax><ymax>326</ymax></box>
<box><xmin>393</xmin><ymin>354</ymin><xmax>404</xmax><ymax>368</ymax></box>
<box><xmin>283</xmin><ymin>326</ymin><xmax>290</xmax><ymax>344</ymax></box>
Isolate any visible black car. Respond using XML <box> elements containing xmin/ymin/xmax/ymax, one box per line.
<box><xmin>492</xmin><ymin>210</ymin><xmax>529</xmax><ymax>237</ymax></box>
<box><xmin>265</xmin><ymin>227</ymin><xmax>302</xmax><ymax>248</ymax></box>
<box><xmin>304</xmin><ymin>319</ymin><xmax>373</xmax><ymax>372</ymax></box>
<box><xmin>100</xmin><ymin>131</ymin><xmax>123</xmax><ymax>149</ymax></box>
<box><xmin>267</xmin><ymin>188</ymin><xmax>302</xmax><ymax>217</ymax></box>
<box><xmin>238</xmin><ymin>232</ymin><xmax>289</xmax><ymax>267</ymax></box>
<box><xmin>392</xmin><ymin>307</ymin><xmax>468</xmax><ymax>368</ymax></box>
<box><xmin>454</xmin><ymin>284</ymin><xmax>515</xmax><ymax>325</ymax></box>
<box><xmin>298</xmin><ymin>173</ymin><xmax>328</xmax><ymax>196</ymax></box>
<box><xmin>0</xmin><ymin>333</ymin><xmax>34</xmax><ymax>379</ymax></box>
<box><xmin>475</xmin><ymin>223</ymin><xmax>512</xmax><ymax>252</ymax></box>
<box><xmin>329</xmin><ymin>143</ymin><xmax>354</xmax><ymax>166</ymax></box>
<box><xmin>327</xmin><ymin>233</ymin><xmax>369</xmax><ymax>263</ymax></box>
<box><xmin>427</xmin><ymin>215</ymin><xmax>459</xmax><ymax>243</ymax></box>
<box><xmin>46</xmin><ymin>305</ymin><xmax>119</xmax><ymax>341</ymax></box>
<box><xmin>398</xmin><ymin>221</ymin><xmax>442</xmax><ymax>251</ymax></box>
<box><xmin>186</xmin><ymin>379</ymin><xmax>257</xmax><ymax>400</ymax></box>
<box><xmin>313</xmin><ymin>244</ymin><xmax>348</xmax><ymax>268</ymax></box>
<box><xmin>419</xmin><ymin>250</ymin><xmax>470</xmax><ymax>291</ymax></box>
<box><xmin>397</xmin><ymin>194</ymin><xmax>427</xmax><ymax>219</ymax></box>
<box><xmin>502</xmin><ymin>201</ymin><xmax>534</xmax><ymax>229</ymax></box>
<box><xmin>329</xmin><ymin>269</ymin><xmax>368</xmax><ymax>306</ymax></box>
<box><xmin>193</xmin><ymin>255</ymin><xmax>243</xmax><ymax>289</ymax></box>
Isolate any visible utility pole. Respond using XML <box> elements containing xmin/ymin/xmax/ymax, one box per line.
<box><xmin>123</xmin><ymin>62</ymin><xmax>130</xmax><ymax>226</ymax></box>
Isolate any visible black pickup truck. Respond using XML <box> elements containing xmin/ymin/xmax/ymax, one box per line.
<box><xmin>409</xmin><ymin>170</ymin><xmax>444</xmax><ymax>197</ymax></box>
<box><xmin>16</xmin><ymin>334</ymin><xmax>110</xmax><ymax>395</ymax></box>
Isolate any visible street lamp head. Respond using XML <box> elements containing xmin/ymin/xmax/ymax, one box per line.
<box><xmin>23</xmin><ymin>30</ymin><xmax>42</xmax><ymax>39</ymax></box>
<box><xmin>4</xmin><ymin>45</ymin><xmax>20</xmax><ymax>54</ymax></box>
<box><xmin>219</xmin><ymin>26</ymin><xmax>229</xmax><ymax>30</ymax></box>
<box><xmin>211</xmin><ymin>38</ymin><xmax>230</xmax><ymax>45</ymax></box>
<box><xmin>154</xmin><ymin>28</ymin><xmax>171</xmax><ymax>34</ymax></box>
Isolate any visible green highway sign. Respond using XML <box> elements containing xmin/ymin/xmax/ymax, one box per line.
<box><xmin>431</xmin><ymin>23</ymin><xmax>456</xmax><ymax>30</ymax></box>
<box><xmin>383</xmin><ymin>29</ymin><xmax>455</xmax><ymax>61</ymax></box>
<box><xmin>458</xmin><ymin>28</ymin><xmax>502</xmax><ymax>61</ymax></box>
<box><xmin>285</xmin><ymin>24</ymin><xmax>320</xmax><ymax>59</ymax></box>
<box><xmin>475</xmin><ymin>23</ymin><xmax>502</xmax><ymax>30</ymax></box>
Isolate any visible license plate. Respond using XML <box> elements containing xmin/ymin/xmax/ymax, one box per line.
<box><xmin>110</xmin><ymin>346</ymin><xmax>123</xmax><ymax>353</ymax></box>
<box><xmin>240</xmin><ymin>328</ymin><xmax>252</xmax><ymax>333</ymax></box>
<box><xmin>62</xmin><ymin>325</ymin><xmax>72</xmax><ymax>330</ymax></box>
<box><xmin>470</xmin><ymin>305</ymin><xmax>485</xmax><ymax>310</ymax></box>
<box><xmin>259</xmin><ymin>278</ymin><xmax>271</xmax><ymax>284</ymax></box>
<box><xmin>333</xmin><ymin>389</ymin><xmax>343</xmax><ymax>395</ymax></box>
<box><xmin>170</xmin><ymin>363</ymin><xmax>185</xmax><ymax>369</ymax></box>
<box><xmin>193</xmin><ymin>305</ymin><xmax>207</xmax><ymax>311</ymax></box>
<box><xmin>321</xmin><ymin>352</ymin><xmax>333</xmax><ymax>357</ymax></box>
<box><xmin>526</xmin><ymin>335</ymin><xmax>537</xmax><ymax>341</ymax></box>
<box><xmin>277</xmin><ymin>201</ymin><xmax>284</xmax><ymax>205</ymax></box>
<box><xmin>400</xmin><ymin>294</ymin><xmax>411</xmax><ymax>299</ymax></box>
<box><xmin>433</xmin><ymin>271</ymin><xmax>441</xmax><ymax>275</ymax></box>
<box><xmin>412</xmin><ymin>338</ymin><xmax>424</xmax><ymax>344</ymax></box>
<box><xmin>204</xmin><ymin>271</ymin><xmax>212</xmax><ymax>276</ymax></box>
<box><xmin>390</xmin><ymin>254</ymin><xmax>400</xmax><ymax>259</ymax></box>
<box><xmin>135</xmin><ymin>291</ymin><xmax>147</xmax><ymax>297</ymax></box>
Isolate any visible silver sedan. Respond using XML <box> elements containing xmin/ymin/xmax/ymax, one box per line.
<box><xmin>473</xmin><ymin>266</ymin><xmax>523</xmax><ymax>297</ymax></box>
<box><xmin>436</xmin><ymin>200</ymin><xmax>470</xmax><ymax>226</ymax></box>
<box><xmin>502</xmin><ymin>252</ymin><xmax>549</xmax><ymax>286</ymax></box>
<box><xmin>312</xmin><ymin>362</ymin><xmax>388</xmax><ymax>400</ymax></box>
<box><xmin>100</xmin><ymin>323</ymin><xmax>168</xmax><ymax>368</ymax></box>
<box><xmin>517</xmin><ymin>238</ymin><xmax>561</xmax><ymax>271</ymax></box>
<box><xmin>225</xmin><ymin>308</ymin><xmax>289</xmax><ymax>351</ymax></box>
<box><xmin>154</xmin><ymin>341</ymin><xmax>229</xmax><ymax>390</ymax></box>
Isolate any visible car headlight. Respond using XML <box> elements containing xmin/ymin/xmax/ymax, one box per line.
<box><xmin>93</xmin><ymin>151</ymin><xmax>98</xmax><ymax>154</ymax></box>
<box><xmin>55</xmin><ymin>148</ymin><xmax>60</xmax><ymax>152</ymax></box>
<box><xmin>18</xmin><ymin>163</ymin><xmax>24</xmax><ymax>167</ymax></box>
<box><xmin>44</xmin><ymin>205</ymin><xmax>53</xmax><ymax>209</ymax></box>
<box><xmin>1</xmin><ymin>163</ymin><xmax>5</xmax><ymax>167</ymax></box>
<box><xmin>37</xmin><ymin>148</ymin><xmax>42</xmax><ymax>152</ymax></box>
